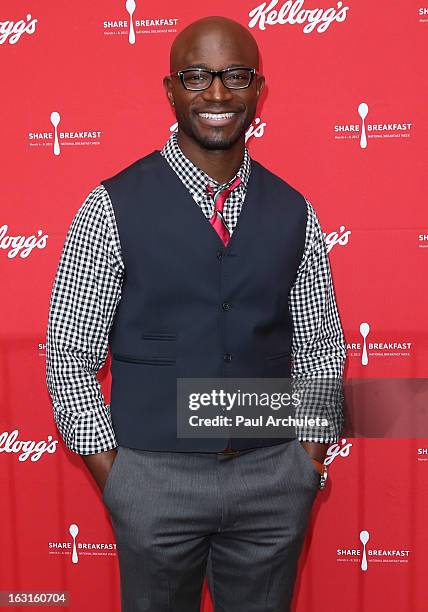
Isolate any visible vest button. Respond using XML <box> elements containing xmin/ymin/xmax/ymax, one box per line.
<box><xmin>217</xmin><ymin>250</ymin><xmax>223</xmax><ymax>260</ymax></box>
<box><xmin>223</xmin><ymin>353</ymin><xmax>232</xmax><ymax>362</ymax></box>
<box><xmin>222</xmin><ymin>302</ymin><xmax>231</xmax><ymax>311</ymax></box>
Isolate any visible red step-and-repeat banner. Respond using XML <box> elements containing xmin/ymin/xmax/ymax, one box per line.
<box><xmin>1</xmin><ymin>1</ymin><xmax>427</xmax><ymax>610</ymax></box>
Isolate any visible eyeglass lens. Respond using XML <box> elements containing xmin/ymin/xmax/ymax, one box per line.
<box><xmin>183</xmin><ymin>69</ymin><xmax>252</xmax><ymax>90</ymax></box>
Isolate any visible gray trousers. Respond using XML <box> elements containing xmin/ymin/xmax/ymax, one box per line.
<box><xmin>102</xmin><ymin>438</ymin><xmax>320</xmax><ymax>612</ymax></box>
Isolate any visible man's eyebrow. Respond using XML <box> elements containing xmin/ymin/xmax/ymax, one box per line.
<box><xmin>182</xmin><ymin>63</ymin><xmax>248</xmax><ymax>70</ymax></box>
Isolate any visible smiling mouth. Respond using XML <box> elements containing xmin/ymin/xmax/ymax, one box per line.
<box><xmin>198</xmin><ymin>112</ymin><xmax>236</xmax><ymax>120</ymax></box>
<box><xmin>196</xmin><ymin>111</ymin><xmax>239</xmax><ymax>127</ymax></box>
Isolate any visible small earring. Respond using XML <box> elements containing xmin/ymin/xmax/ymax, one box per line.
<box><xmin>172</xmin><ymin>101</ymin><xmax>175</xmax><ymax>106</ymax></box>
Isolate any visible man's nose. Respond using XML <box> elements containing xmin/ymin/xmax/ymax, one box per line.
<box><xmin>201</xmin><ymin>74</ymin><xmax>233</xmax><ymax>102</ymax></box>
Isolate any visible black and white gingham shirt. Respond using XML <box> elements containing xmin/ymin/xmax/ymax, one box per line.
<box><xmin>160</xmin><ymin>132</ymin><xmax>251</xmax><ymax>232</ymax></box>
<box><xmin>46</xmin><ymin>131</ymin><xmax>346</xmax><ymax>455</ymax></box>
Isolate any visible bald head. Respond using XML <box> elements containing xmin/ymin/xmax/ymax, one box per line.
<box><xmin>170</xmin><ymin>16</ymin><xmax>260</xmax><ymax>73</ymax></box>
<box><xmin>163</xmin><ymin>16</ymin><xmax>265</xmax><ymax>154</ymax></box>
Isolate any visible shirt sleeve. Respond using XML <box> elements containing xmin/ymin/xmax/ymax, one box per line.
<box><xmin>288</xmin><ymin>198</ymin><xmax>347</xmax><ymax>443</ymax></box>
<box><xmin>45</xmin><ymin>185</ymin><xmax>124</xmax><ymax>455</ymax></box>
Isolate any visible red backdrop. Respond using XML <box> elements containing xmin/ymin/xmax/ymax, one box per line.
<box><xmin>1</xmin><ymin>1</ymin><xmax>427</xmax><ymax>610</ymax></box>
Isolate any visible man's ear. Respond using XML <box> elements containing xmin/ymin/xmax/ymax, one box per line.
<box><xmin>256</xmin><ymin>75</ymin><xmax>265</xmax><ymax>98</ymax></box>
<box><xmin>163</xmin><ymin>75</ymin><xmax>175</xmax><ymax>107</ymax></box>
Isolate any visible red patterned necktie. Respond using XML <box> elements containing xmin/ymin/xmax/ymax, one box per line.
<box><xmin>206</xmin><ymin>176</ymin><xmax>242</xmax><ymax>246</ymax></box>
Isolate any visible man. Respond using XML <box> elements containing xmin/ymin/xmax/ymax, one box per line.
<box><xmin>46</xmin><ymin>15</ymin><xmax>346</xmax><ymax>612</ymax></box>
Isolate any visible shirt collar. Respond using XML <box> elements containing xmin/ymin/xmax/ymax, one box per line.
<box><xmin>160</xmin><ymin>131</ymin><xmax>251</xmax><ymax>203</ymax></box>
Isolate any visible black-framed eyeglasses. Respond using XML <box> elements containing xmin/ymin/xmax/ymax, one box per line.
<box><xmin>171</xmin><ymin>67</ymin><xmax>257</xmax><ymax>91</ymax></box>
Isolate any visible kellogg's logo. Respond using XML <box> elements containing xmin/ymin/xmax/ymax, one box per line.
<box><xmin>248</xmin><ymin>0</ymin><xmax>349</xmax><ymax>32</ymax></box>
<box><xmin>0</xmin><ymin>14</ymin><xmax>37</xmax><ymax>44</ymax></box>
<box><xmin>0</xmin><ymin>225</ymin><xmax>48</xmax><ymax>259</ymax></box>
<box><xmin>323</xmin><ymin>225</ymin><xmax>351</xmax><ymax>253</ymax></box>
<box><xmin>324</xmin><ymin>438</ymin><xmax>352</xmax><ymax>465</ymax></box>
<box><xmin>0</xmin><ymin>430</ymin><xmax>58</xmax><ymax>462</ymax></box>
<box><xmin>169</xmin><ymin>116</ymin><xmax>267</xmax><ymax>143</ymax></box>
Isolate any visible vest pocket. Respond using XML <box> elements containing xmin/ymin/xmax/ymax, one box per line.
<box><xmin>112</xmin><ymin>352</ymin><xmax>176</xmax><ymax>365</ymax></box>
<box><xmin>266</xmin><ymin>350</ymin><xmax>291</xmax><ymax>361</ymax></box>
<box><xmin>141</xmin><ymin>332</ymin><xmax>177</xmax><ymax>341</ymax></box>
<box><xmin>264</xmin><ymin>350</ymin><xmax>292</xmax><ymax>377</ymax></box>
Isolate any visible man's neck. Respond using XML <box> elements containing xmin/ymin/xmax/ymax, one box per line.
<box><xmin>176</xmin><ymin>131</ymin><xmax>245</xmax><ymax>185</ymax></box>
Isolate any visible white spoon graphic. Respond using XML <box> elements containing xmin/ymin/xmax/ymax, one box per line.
<box><xmin>126</xmin><ymin>0</ymin><xmax>136</xmax><ymax>45</ymax></box>
<box><xmin>358</xmin><ymin>102</ymin><xmax>368</xmax><ymax>149</ymax></box>
<box><xmin>360</xmin><ymin>322</ymin><xmax>370</xmax><ymax>366</ymax></box>
<box><xmin>359</xmin><ymin>529</ymin><xmax>370</xmax><ymax>571</ymax></box>
<box><xmin>69</xmin><ymin>523</ymin><xmax>79</xmax><ymax>564</ymax></box>
<box><xmin>50</xmin><ymin>111</ymin><xmax>61</xmax><ymax>156</ymax></box>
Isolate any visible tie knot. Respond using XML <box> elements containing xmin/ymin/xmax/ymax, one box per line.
<box><xmin>206</xmin><ymin>175</ymin><xmax>242</xmax><ymax>205</ymax></box>
<box><xmin>205</xmin><ymin>176</ymin><xmax>241</xmax><ymax>247</ymax></box>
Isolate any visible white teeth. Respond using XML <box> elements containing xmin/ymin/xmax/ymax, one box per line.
<box><xmin>199</xmin><ymin>112</ymin><xmax>235</xmax><ymax>120</ymax></box>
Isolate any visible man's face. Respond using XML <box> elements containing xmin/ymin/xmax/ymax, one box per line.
<box><xmin>164</xmin><ymin>27</ymin><xmax>265</xmax><ymax>150</ymax></box>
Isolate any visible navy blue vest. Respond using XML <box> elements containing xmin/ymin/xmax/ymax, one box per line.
<box><xmin>102</xmin><ymin>150</ymin><xmax>307</xmax><ymax>452</ymax></box>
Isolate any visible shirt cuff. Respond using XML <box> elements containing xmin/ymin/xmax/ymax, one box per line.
<box><xmin>53</xmin><ymin>404</ymin><xmax>118</xmax><ymax>455</ymax></box>
<box><xmin>296</xmin><ymin>434</ymin><xmax>341</xmax><ymax>444</ymax></box>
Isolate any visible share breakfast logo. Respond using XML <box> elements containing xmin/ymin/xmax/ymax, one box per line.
<box><xmin>103</xmin><ymin>0</ymin><xmax>179</xmax><ymax>43</ymax></box>
<box><xmin>346</xmin><ymin>321</ymin><xmax>413</xmax><ymax>365</ymax></box>
<box><xmin>334</xmin><ymin>101</ymin><xmax>413</xmax><ymax>148</ymax></box>
<box><xmin>337</xmin><ymin>529</ymin><xmax>411</xmax><ymax>570</ymax></box>
<box><xmin>49</xmin><ymin>523</ymin><xmax>117</xmax><ymax>563</ymax></box>
<box><xmin>418</xmin><ymin>7</ymin><xmax>428</xmax><ymax>22</ymax></box>
<box><xmin>418</xmin><ymin>232</ymin><xmax>428</xmax><ymax>248</ymax></box>
<box><xmin>417</xmin><ymin>446</ymin><xmax>428</xmax><ymax>462</ymax></box>
<box><xmin>28</xmin><ymin>111</ymin><xmax>102</xmax><ymax>155</ymax></box>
